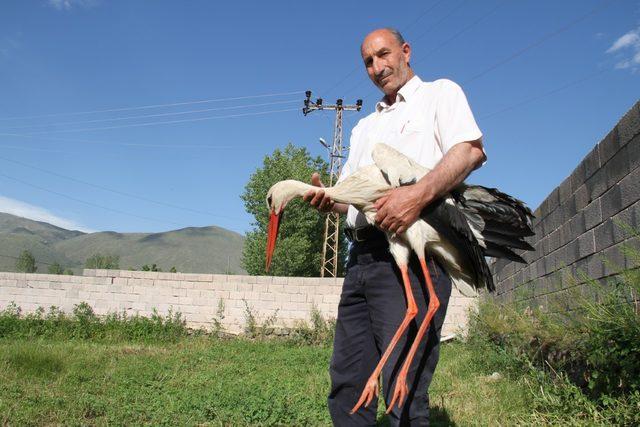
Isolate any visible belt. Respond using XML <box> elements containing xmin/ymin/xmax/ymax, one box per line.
<box><xmin>344</xmin><ymin>226</ymin><xmax>386</xmax><ymax>243</ymax></box>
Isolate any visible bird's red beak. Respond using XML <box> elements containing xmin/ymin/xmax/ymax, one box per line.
<box><xmin>265</xmin><ymin>210</ymin><xmax>281</xmax><ymax>272</ymax></box>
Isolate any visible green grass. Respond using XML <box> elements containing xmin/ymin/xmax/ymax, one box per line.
<box><xmin>0</xmin><ymin>334</ymin><xmax>543</xmax><ymax>426</ymax></box>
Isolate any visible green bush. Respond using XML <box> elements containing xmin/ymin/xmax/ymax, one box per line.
<box><xmin>468</xmin><ymin>236</ymin><xmax>640</xmax><ymax>424</ymax></box>
<box><xmin>0</xmin><ymin>301</ymin><xmax>187</xmax><ymax>343</ymax></box>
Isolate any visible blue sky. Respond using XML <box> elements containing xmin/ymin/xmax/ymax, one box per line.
<box><xmin>0</xmin><ymin>0</ymin><xmax>638</xmax><ymax>235</ymax></box>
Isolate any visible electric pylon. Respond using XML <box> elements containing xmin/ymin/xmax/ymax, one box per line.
<box><xmin>303</xmin><ymin>91</ymin><xmax>362</xmax><ymax>277</ymax></box>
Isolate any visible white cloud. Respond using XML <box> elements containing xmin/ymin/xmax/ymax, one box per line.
<box><xmin>0</xmin><ymin>195</ymin><xmax>94</xmax><ymax>232</ymax></box>
<box><xmin>606</xmin><ymin>26</ymin><xmax>640</xmax><ymax>72</ymax></box>
<box><xmin>47</xmin><ymin>0</ymin><xmax>99</xmax><ymax>10</ymax></box>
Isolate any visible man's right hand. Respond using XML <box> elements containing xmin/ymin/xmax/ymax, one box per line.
<box><xmin>303</xmin><ymin>172</ymin><xmax>335</xmax><ymax>213</ymax></box>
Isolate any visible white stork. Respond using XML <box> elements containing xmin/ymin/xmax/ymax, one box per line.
<box><xmin>265</xmin><ymin>143</ymin><xmax>534</xmax><ymax>414</ymax></box>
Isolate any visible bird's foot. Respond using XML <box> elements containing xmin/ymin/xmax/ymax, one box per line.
<box><xmin>386</xmin><ymin>374</ymin><xmax>408</xmax><ymax>414</ymax></box>
<box><xmin>350</xmin><ymin>376</ymin><xmax>379</xmax><ymax>414</ymax></box>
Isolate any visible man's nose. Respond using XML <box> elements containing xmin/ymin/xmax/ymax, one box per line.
<box><xmin>372</xmin><ymin>58</ymin><xmax>385</xmax><ymax>76</ymax></box>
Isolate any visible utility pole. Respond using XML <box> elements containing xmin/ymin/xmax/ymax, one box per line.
<box><xmin>303</xmin><ymin>91</ymin><xmax>362</xmax><ymax>277</ymax></box>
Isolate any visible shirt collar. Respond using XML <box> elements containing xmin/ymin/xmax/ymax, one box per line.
<box><xmin>375</xmin><ymin>75</ymin><xmax>422</xmax><ymax>112</ymax></box>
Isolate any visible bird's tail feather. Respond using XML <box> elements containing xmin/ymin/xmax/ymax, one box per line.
<box><xmin>453</xmin><ymin>185</ymin><xmax>535</xmax><ymax>263</ymax></box>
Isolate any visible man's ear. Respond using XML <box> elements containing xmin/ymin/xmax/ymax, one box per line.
<box><xmin>402</xmin><ymin>42</ymin><xmax>411</xmax><ymax>63</ymax></box>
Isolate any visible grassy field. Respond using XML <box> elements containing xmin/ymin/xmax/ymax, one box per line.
<box><xmin>0</xmin><ymin>335</ymin><xmax>538</xmax><ymax>426</ymax></box>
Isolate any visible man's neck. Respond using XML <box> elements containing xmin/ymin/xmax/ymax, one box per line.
<box><xmin>382</xmin><ymin>71</ymin><xmax>415</xmax><ymax>106</ymax></box>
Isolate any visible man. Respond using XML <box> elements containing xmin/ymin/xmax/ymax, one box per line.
<box><xmin>304</xmin><ymin>28</ymin><xmax>486</xmax><ymax>426</ymax></box>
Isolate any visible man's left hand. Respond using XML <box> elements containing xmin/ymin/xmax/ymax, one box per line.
<box><xmin>374</xmin><ymin>184</ymin><xmax>430</xmax><ymax>234</ymax></box>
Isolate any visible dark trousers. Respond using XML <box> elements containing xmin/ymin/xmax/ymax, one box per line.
<box><xmin>328</xmin><ymin>239</ymin><xmax>452</xmax><ymax>426</ymax></box>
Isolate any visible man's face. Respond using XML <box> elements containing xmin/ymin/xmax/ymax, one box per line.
<box><xmin>361</xmin><ymin>30</ymin><xmax>412</xmax><ymax>98</ymax></box>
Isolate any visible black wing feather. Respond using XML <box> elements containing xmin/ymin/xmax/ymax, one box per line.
<box><xmin>421</xmin><ymin>198</ymin><xmax>495</xmax><ymax>292</ymax></box>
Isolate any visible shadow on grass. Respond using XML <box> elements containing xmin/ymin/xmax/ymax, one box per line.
<box><xmin>375</xmin><ymin>405</ymin><xmax>455</xmax><ymax>426</ymax></box>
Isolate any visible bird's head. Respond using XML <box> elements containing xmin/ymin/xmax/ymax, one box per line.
<box><xmin>265</xmin><ymin>180</ymin><xmax>314</xmax><ymax>272</ymax></box>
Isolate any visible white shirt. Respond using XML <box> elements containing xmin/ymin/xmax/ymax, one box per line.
<box><xmin>338</xmin><ymin>76</ymin><xmax>484</xmax><ymax>228</ymax></box>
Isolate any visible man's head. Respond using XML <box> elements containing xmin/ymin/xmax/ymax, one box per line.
<box><xmin>361</xmin><ymin>28</ymin><xmax>414</xmax><ymax>101</ymax></box>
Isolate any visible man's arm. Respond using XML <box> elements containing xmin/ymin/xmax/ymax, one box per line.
<box><xmin>303</xmin><ymin>173</ymin><xmax>349</xmax><ymax>214</ymax></box>
<box><xmin>374</xmin><ymin>139</ymin><xmax>486</xmax><ymax>234</ymax></box>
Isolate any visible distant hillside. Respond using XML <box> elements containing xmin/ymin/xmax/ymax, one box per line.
<box><xmin>0</xmin><ymin>212</ymin><xmax>245</xmax><ymax>274</ymax></box>
<box><xmin>0</xmin><ymin>212</ymin><xmax>85</xmax><ymax>244</ymax></box>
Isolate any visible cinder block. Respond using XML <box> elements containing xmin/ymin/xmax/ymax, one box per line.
<box><xmin>619</xmin><ymin>166</ymin><xmax>640</xmax><ymax>208</ymax></box>
<box><xmin>587</xmin><ymin>254</ymin><xmax>605</xmax><ymax>280</ymax></box>
<box><xmin>559</xmin><ymin>223</ymin><xmax>572</xmax><ymax>247</ymax></box>
<box><xmin>255</xmin><ymin>276</ymin><xmax>272</xmax><ymax>285</ymax></box>
<box><xmin>275</xmin><ymin>293</ymin><xmax>291</xmax><ymax>304</ymax></box>
<box><xmin>583</xmin><ymin>145</ymin><xmax>601</xmax><ymax>179</ymax></box>
<box><xmin>323</xmin><ymin>294</ymin><xmax>339</xmax><ymax>304</ymax></box>
<box><xmin>623</xmin><ymin>237</ymin><xmax>640</xmax><ymax>269</ymax></box>
<box><xmin>236</xmin><ymin>283</ymin><xmax>253</xmax><ymax>292</ymax></box>
<box><xmin>604</xmin><ymin>145</ymin><xmax>629</xmax><ymax>189</ymax></box>
<box><xmin>259</xmin><ymin>292</ymin><xmax>275</xmax><ymax>301</ymax></box>
<box><xmin>611</xmin><ymin>208</ymin><xmax>634</xmax><ymax>242</ymax></box>
<box><xmin>549</xmin><ymin>229</ymin><xmax>560</xmax><ymax>253</ymax></box>
<box><xmin>559</xmin><ymin>197</ymin><xmax>577</xmax><ymax>225</ymax></box>
<box><xmin>598</xmin><ymin>126</ymin><xmax>620</xmax><ymax>165</ymax></box>
<box><xmin>628</xmin><ymin>135</ymin><xmax>640</xmax><ymax>171</ymax></box>
<box><xmin>602</xmin><ymin>245</ymin><xmax>625</xmax><ymax>276</ymax></box>
<box><xmin>272</xmin><ymin>276</ymin><xmax>287</xmax><ymax>285</ymax></box>
<box><xmin>594</xmin><ymin>220</ymin><xmax>614</xmax><ymax>252</ymax></box>
<box><xmin>618</xmin><ymin>102</ymin><xmax>640</xmax><ymax>146</ymax></box>
<box><xmin>585</xmin><ymin>168</ymin><xmax>607</xmax><ymax>201</ymax></box>
<box><xmin>268</xmin><ymin>284</ymin><xmax>284</xmax><ymax>293</ymax></box>
<box><xmin>578</xmin><ymin>230</ymin><xmax>595</xmax><ymax>259</ymax></box>
<box><xmin>583</xmin><ymin>199</ymin><xmax>602</xmax><ymax>230</ymax></box>
<box><xmin>559</xmin><ymin>176</ymin><xmax>572</xmax><ymax>203</ymax></box>
<box><xmin>601</xmin><ymin>185</ymin><xmax>623</xmax><ymax>220</ymax></box>
<box><xmin>573</xmin><ymin>184</ymin><xmax>590</xmax><ymax>211</ymax></box>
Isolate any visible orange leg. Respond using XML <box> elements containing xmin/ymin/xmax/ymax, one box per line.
<box><xmin>386</xmin><ymin>257</ymin><xmax>440</xmax><ymax>414</ymax></box>
<box><xmin>350</xmin><ymin>264</ymin><xmax>418</xmax><ymax>414</ymax></box>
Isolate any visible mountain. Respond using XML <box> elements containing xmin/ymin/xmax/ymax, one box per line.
<box><xmin>0</xmin><ymin>212</ymin><xmax>245</xmax><ymax>274</ymax></box>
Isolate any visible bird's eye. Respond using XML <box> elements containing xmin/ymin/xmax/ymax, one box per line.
<box><xmin>267</xmin><ymin>195</ymin><xmax>273</xmax><ymax>206</ymax></box>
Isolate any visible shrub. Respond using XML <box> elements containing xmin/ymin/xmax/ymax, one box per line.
<box><xmin>0</xmin><ymin>302</ymin><xmax>187</xmax><ymax>342</ymax></box>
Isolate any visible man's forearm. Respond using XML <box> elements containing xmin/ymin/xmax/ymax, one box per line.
<box><xmin>414</xmin><ymin>140</ymin><xmax>485</xmax><ymax>207</ymax></box>
<box><xmin>332</xmin><ymin>202</ymin><xmax>349</xmax><ymax>215</ymax></box>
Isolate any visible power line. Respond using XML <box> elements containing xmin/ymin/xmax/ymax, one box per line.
<box><xmin>0</xmin><ymin>155</ymin><xmax>243</xmax><ymax>221</ymax></box>
<box><xmin>463</xmin><ymin>0</ymin><xmax>612</xmax><ymax>85</ymax></box>
<box><xmin>341</xmin><ymin>0</ymin><xmax>469</xmax><ymax>99</ymax></box>
<box><xmin>0</xmin><ymin>133</ymin><xmax>252</xmax><ymax>150</ymax></box>
<box><xmin>412</xmin><ymin>0</ymin><xmax>506</xmax><ymax>68</ymax></box>
<box><xmin>319</xmin><ymin>0</ymin><xmax>448</xmax><ymax>97</ymax></box>
<box><xmin>23</xmin><ymin>107</ymin><xmax>300</xmax><ymax>134</ymax></box>
<box><xmin>0</xmin><ymin>90</ymin><xmax>304</xmax><ymax>122</ymax></box>
<box><xmin>0</xmin><ymin>99</ymin><xmax>300</xmax><ymax>132</ymax></box>
<box><xmin>0</xmin><ymin>172</ymin><xmax>185</xmax><ymax>227</ymax></box>
<box><xmin>478</xmin><ymin>69</ymin><xmax>607</xmax><ymax>120</ymax></box>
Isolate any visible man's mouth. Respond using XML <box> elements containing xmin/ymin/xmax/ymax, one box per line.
<box><xmin>378</xmin><ymin>74</ymin><xmax>391</xmax><ymax>86</ymax></box>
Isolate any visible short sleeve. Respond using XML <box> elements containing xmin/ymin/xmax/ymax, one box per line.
<box><xmin>337</xmin><ymin>119</ymin><xmax>363</xmax><ymax>183</ymax></box>
<box><xmin>435</xmin><ymin>79</ymin><xmax>483</xmax><ymax>154</ymax></box>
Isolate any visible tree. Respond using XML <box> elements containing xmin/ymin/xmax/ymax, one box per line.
<box><xmin>85</xmin><ymin>253</ymin><xmax>120</xmax><ymax>269</ymax></box>
<box><xmin>47</xmin><ymin>262</ymin><xmax>64</xmax><ymax>275</ymax></box>
<box><xmin>241</xmin><ymin>143</ymin><xmax>347</xmax><ymax>277</ymax></box>
<box><xmin>141</xmin><ymin>263</ymin><xmax>161</xmax><ymax>272</ymax></box>
<box><xmin>16</xmin><ymin>250</ymin><xmax>37</xmax><ymax>273</ymax></box>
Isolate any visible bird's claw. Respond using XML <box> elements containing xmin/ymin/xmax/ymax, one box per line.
<box><xmin>350</xmin><ymin>378</ymin><xmax>379</xmax><ymax>414</ymax></box>
<box><xmin>386</xmin><ymin>376</ymin><xmax>408</xmax><ymax>414</ymax></box>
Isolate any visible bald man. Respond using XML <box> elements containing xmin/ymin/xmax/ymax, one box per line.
<box><xmin>305</xmin><ymin>28</ymin><xmax>485</xmax><ymax>426</ymax></box>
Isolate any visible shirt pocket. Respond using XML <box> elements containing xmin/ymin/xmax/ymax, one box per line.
<box><xmin>400</xmin><ymin>118</ymin><xmax>426</xmax><ymax>136</ymax></box>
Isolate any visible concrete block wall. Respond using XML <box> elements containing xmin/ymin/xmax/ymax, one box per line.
<box><xmin>0</xmin><ymin>269</ymin><xmax>474</xmax><ymax>336</ymax></box>
<box><xmin>491</xmin><ymin>101</ymin><xmax>640</xmax><ymax>308</ymax></box>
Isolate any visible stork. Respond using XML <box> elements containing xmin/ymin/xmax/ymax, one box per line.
<box><xmin>265</xmin><ymin>143</ymin><xmax>534</xmax><ymax>414</ymax></box>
